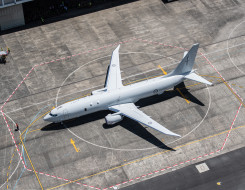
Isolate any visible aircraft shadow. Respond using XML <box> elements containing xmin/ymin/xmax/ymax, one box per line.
<box><xmin>175</xmin><ymin>82</ymin><xmax>205</xmax><ymax>106</ymax></box>
<box><xmin>41</xmin><ymin>110</ymin><xmax>110</xmax><ymax>131</ymax></box>
<box><xmin>0</xmin><ymin>59</ymin><xmax>6</xmax><ymax>64</ymax></box>
<box><xmin>103</xmin><ymin>118</ymin><xmax>175</xmax><ymax>151</ymax></box>
<box><xmin>41</xmin><ymin>110</ymin><xmax>174</xmax><ymax>150</ymax></box>
<box><xmin>136</xmin><ymin>82</ymin><xmax>204</xmax><ymax>108</ymax></box>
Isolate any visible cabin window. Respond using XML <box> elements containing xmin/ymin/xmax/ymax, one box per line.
<box><xmin>84</xmin><ymin>108</ymin><xmax>87</xmax><ymax>111</ymax></box>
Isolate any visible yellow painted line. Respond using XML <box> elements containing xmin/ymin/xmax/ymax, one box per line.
<box><xmin>158</xmin><ymin>65</ymin><xmax>168</xmax><ymax>75</ymax></box>
<box><xmin>20</xmin><ymin>110</ymin><xmax>51</xmax><ymax>137</ymax></box>
<box><xmin>5</xmin><ymin>142</ymin><xmax>22</xmax><ymax>189</ymax></box>
<box><xmin>6</xmin><ymin>150</ymin><xmax>15</xmax><ymax>189</ymax></box>
<box><xmin>27</xmin><ymin>128</ymin><xmax>41</xmax><ymax>134</ymax></box>
<box><xmin>47</xmin><ymin>124</ymin><xmax>245</xmax><ymax>190</ymax></box>
<box><xmin>199</xmin><ymin>75</ymin><xmax>245</xmax><ymax>108</ymax></box>
<box><xmin>176</xmin><ymin>88</ymin><xmax>190</xmax><ymax>104</ymax></box>
<box><xmin>181</xmin><ymin>82</ymin><xmax>201</xmax><ymax>89</ymax></box>
<box><xmin>70</xmin><ymin>138</ymin><xmax>80</xmax><ymax>152</ymax></box>
<box><xmin>20</xmin><ymin>135</ymin><xmax>44</xmax><ymax>190</ymax></box>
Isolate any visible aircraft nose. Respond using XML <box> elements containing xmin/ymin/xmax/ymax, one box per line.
<box><xmin>43</xmin><ymin>114</ymin><xmax>51</xmax><ymax>121</ymax></box>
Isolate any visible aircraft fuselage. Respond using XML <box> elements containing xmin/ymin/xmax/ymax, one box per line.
<box><xmin>44</xmin><ymin>74</ymin><xmax>184</xmax><ymax>123</ymax></box>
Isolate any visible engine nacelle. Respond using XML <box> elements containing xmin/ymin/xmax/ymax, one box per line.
<box><xmin>105</xmin><ymin>114</ymin><xmax>123</xmax><ymax>125</ymax></box>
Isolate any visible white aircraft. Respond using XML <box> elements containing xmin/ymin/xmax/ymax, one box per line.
<box><xmin>44</xmin><ymin>44</ymin><xmax>212</xmax><ymax>137</ymax></box>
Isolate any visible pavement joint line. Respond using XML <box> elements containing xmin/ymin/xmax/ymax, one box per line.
<box><xmin>2</xmin><ymin>38</ymin><xmax>245</xmax><ymax>189</ymax></box>
<box><xmin>200</xmin><ymin>53</ymin><xmax>244</xmax><ymax>105</ymax></box>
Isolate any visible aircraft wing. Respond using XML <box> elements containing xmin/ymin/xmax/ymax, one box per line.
<box><xmin>109</xmin><ymin>103</ymin><xmax>181</xmax><ymax>137</ymax></box>
<box><xmin>105</xmin><ymin>45</ymin><xmax>123</xmax><ymax>91</ymax></box>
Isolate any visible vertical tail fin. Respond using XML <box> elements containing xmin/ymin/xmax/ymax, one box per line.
<box><xmin>172</xmin><ymin>44</ymin><xmax>199</xmax><ymax>75</ymax></box>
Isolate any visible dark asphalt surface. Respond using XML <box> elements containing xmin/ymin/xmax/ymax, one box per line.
<box><xmin>122</xmin><ymin>147</ymin><xmax>245</xmax><ymax>190</ymax></box>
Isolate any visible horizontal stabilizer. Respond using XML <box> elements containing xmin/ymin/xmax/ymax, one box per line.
<box><xmin>184</xmin><ymin>72</ymin><xmax>212</xmax><ymax>85</ymax></box>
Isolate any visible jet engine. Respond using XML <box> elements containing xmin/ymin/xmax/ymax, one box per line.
<box><xmin>105</xmin><ymin>114</ymin><xmax>123</xmax><ymax>125</ymax></box>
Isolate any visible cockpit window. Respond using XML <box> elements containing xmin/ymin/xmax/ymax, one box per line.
<box><xmin>49</xmin><ymin>113</ymin><xmax>58</xmax><ymax>117</ymax></box>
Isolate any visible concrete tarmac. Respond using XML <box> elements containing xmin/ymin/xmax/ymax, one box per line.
<box><xmin>122</xmin><ymin>146</ymin><xmax>245</xmax><ymax>190</ymax></box>
<box><xmin>0</xmin><ymin>0</ymin><xmax>245</xmax><ymax>189</ymax></box>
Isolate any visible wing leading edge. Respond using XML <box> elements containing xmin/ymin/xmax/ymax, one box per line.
<box><xmin>109</xmin><ymin>103</ymin><xmax>181</xmax><ymax>137</ymax></box>
<box><xmin>105</xmin><ymin>45</ymin><xmax>123</xmax><ymax>91</ymax></box>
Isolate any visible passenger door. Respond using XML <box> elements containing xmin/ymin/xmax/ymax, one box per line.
<box><xmin>63</xmin><ymin>109</ymin><xmax>69</xmax><ymax>121</ymax></box>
